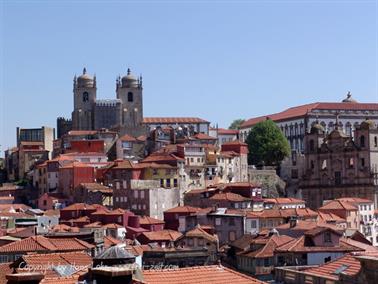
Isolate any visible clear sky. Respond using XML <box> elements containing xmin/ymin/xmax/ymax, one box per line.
<box><xmin>1</xmin><ymin>0</ymin><xmax>377</xmax><ymax>154</ymax></box>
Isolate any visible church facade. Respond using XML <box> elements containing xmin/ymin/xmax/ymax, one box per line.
<box><xmin>299</xmin><ymin>118</ymin><xmax>378</xmax><ymax>209</ymax></box>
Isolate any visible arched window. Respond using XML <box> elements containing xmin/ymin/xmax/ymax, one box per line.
<box><xmin>360</xmin><ymin>135</ymin><xmax>365</xmax><ymax>147</ymax></box>
<box><xmin>127</xmin><ymin>92</ymin><xmax>133</xmax><ymax>102</ymax></box>
<box><xmin>375</xmin><ymin>136</ymin><xmax>378</xmax><ymax>147</ymax></box>
<box><xmin>83</xmin><ymin>92</ymin><xmax>89</xmax><ymax>102</ymax></box>
<box><xmin>328</xmin><ymin>122</ymin><xmax>334</xmax><ymax>132</ymax></box>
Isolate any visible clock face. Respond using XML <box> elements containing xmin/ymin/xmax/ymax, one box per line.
<box><xmin>83</xmin><ymin>92</ymin><xmax>89</xmax><ymax>102</ymax></box>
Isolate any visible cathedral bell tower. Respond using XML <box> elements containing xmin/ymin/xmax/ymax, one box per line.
<box><xmin>116</xmin><ymin>68</ymin><xmax>143</xmax><ymax>131</ymax></box>
<box><xmin>72</xmin><ymin>68</ymin><xmax>97</xmax><ymax>130</ymax></box>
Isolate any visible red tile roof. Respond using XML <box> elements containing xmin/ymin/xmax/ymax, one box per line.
<box><xmin>0</xmin><ymin>236</ymin><xmax>93</xmax><ymax>253</ymax></box>
<box><xmin>143</xmin><ymin>117</ymin><xmax>209</xmax><ymax>124</ymax></box>
<box><xmin>164</xmin><ymin>206</ymin><xmax>201</xmax><ymax>214</ymax></box>
<box><xmin>51</xmin><ymin>224</ymin><xmax>80</xmax><ymax>233</ymax></box>
<box><xmin>193</xmin><ymin>133</ymin><xmax>217</xmax><ymax>140</ymax></box>
<box><xmin>264</xmin><ymin>198</ymin><xmax>305</xmax><ymax>204</ymax></box>
<box><xmin>317</xmin><ymin>211</ymin><xmax>346</xmax><ymax>223</ymax></box>
<box><xmin>241</xmin><ymin>102</ymin><xmax>378</xmax><ymax>128</ymax></box>
<box><xmin>337</xmin><ymin>197</ymin><xmax>373</xmax><ymax>204</ymax></box>
<box><xmin>0</xmin><ymin>263</ymin><xmax>12</xmax><ymax>284</ymax></box>
<box><xmin>210</xmin><ymin>192</ymin><xmax>249</xmax><ymax>202</ymax></box>
<box><xmin>319</xmin><ymin>200</ymin><xmax>358</xmax><ymax>211</ymax></box>
<box><xmin>275</xmin><ymin>236</ymin><xmax>364</xmax><ymax>253</ymax></box>
<box><xmin>61</xmin><ymin>203</ymin><xmax>97</xmax><ymax>211</ymax></box>
<box><xmin>103</xmin><ymin>235</ymin><xmax>122</xmax><ymax>248</ymax></box>
<box><xmin>183</xmin><ymin>225</ymin><xmax>218</xmax><ymax>243</ymax></box>
<box><xmin>139</xmin><ymin>216</ymin><xmax>165</xmax><ymax>225</ymax></box>
<box><xmin>120</xmin><ymin>134</ymin><xmax>137</xmax><ymax>142</ymax></box>
<box><xmin>210</xmin><ymin>128</ymin><xmax>239</xmax><ymax>135</ymax></box>
<box><xmin>241</xmin><ymin>235</ymin><xmax>293</xmax><ymax>258</ymax></box>
<box><xmin>302</xmin><ymin>254</ymin><xmax>367</xmax><ymax>280</ymax></box>
<box><xmin>142</xmin><ymin>265</ymin><xmax>264</xmax><ymax>283</ymax></box>
<box><xmin>140</xmin><ymin>230</ymin><xmax>182</xmax><ymax>242</ymax></box>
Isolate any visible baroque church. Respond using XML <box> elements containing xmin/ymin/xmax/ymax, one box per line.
<box><xmin>70</xmin><ymin>68</ymin><xmax>144</xmax><ymax>136</ymax></box>
<box><xmin>300</xmin><ymin>117</ymin><xmax>378</xmax><ymax>209</ymax></box>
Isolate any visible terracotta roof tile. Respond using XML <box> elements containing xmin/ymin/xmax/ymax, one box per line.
<box><xmin>319</xmin><ymin>200</ymin><xmax>358</xmax><ymax>211</ymax></box>
<box><xmin>140</xmin><ymin>230</ymin><xmax>182</xmax><ymax>242</ymax></box>
<box><xmin>142</xmin><ymin>265</ymin><xmax>265</xmax><ymax>283</ymax></box>
<box><xmin>275</xmin><ymin>236</ymin><xmax>364</xmax><ymax>253</ymax></box>
<box><xmin>139</xmin><ymin>216</ymin><xmax>165</xmax><ymax>225</ymax></box>
<box><xmin>241</xmin><ymin>235</ymin><xmax>293</xmax><ymax>258</ymax></box>
<box><xmin>0</xmin><ymin>236</ymin><xmax>93</xmax><ymax>253</ymax></box>
<box><xmin>241</xmin><ymin>102</ymin><xmax>378</xmax><ymax>128</ymax></box>
<box><xmin>210</xmin><ymin>192</ymin><xmax>249</xmax><ymax>202</ymax></box>
<box><xmin>302</xmin><ymin>254</ymin><xmax>372</xmax><ymax>280</ymax></box>
<box><xmin>210</xmin><ymin>128</ymin><xmax>239</xmax><ymax>135</ymax></box>
<box><xmin>120</xmin><ymin>134</ymin><xmax>137</xmax><ymax>142</ymax></box>
<box><xmin>164</xmin><ymin>206</ymin><xmax>201</xmax><ymax>214</ymax></box>
<box><xmin>183</xmin><ymin>225</ymin><xmax>218</xmax><ymax>243</ymax></box>
<box><xmin>264</xmin><ymin>198</ymin><xmax>305</xmax><ymax>204</ymax></box>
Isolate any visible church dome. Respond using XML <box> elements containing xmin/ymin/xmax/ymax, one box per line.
<box><xmin>310</xmin><ymin>122</ymin><xmax>325</xmax><ymax>134</ymax></box>
<box><xmin>77</xmin><ymin>68</ymin><xmax>94</xmax><ymax>88</ymax></box>
<box><xmin>121</xmin><ymin>68</ymin><xmax>138</xmax><ymax>88</ymax></box>
<box><xmin>360</xmin><ymin>118</ymin><xmax>376</xmax><ymax>130</ymax></box>
<box><xmin>342</xmin><ymin>91</ymin><xmax>358</xmax><ymax>103</ymax></box>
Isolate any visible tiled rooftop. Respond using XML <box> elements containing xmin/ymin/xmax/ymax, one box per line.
<box><xmin>142</xmin><ymin>265</ymin><xmax>265</xmax><ymax>283</ymax></box>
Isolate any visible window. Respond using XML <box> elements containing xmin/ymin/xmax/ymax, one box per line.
<box><xmin>140</xmin><ymin>191</ymin><xmax>145</xmax><ymax>199</ymax></box>
<box><xmin>153</xmin><ymin>169</ymin><xmax>158</xmax><ymax>175</ymax></box>
<box><xmin>166</xmin><ymin>179</ymin><xmax>171</xmax><ymax>188</ymax></box>
<box><xmin>215</xmin><ymin>218</ymin><xmax>221</xmax><ymax>226</ymax></box>
<box><xmin>310</xmin><ymin>160</ymin><xmax>315</xmax><ymax>169</ymax></box>
<box><xmin>229</xmin><ymin>218</ymin><xmax>235</xmax><ymax>226</ymax></box>
<box><xmin>173</xmin><ymin>179</ymin><xmax>178</xmax><ymax>187</ymax></box>
<box><xmin>360</xmin><ymin>135</ymin><xmax>365</xmax><ymax>147</ymax></box>
<box><xmin>83</xmin><ymin>92</ymin><xmax>89</xmax><ymax>102</ymax></box>
<box><xmin>188</xmin><ymin>238</ymin><xmax>194</xmax><ymax>246</ymax></box>
<box><xmin>43</xmin><ymin>200</ymin><xmax>47</xmax><ymax>206</ymax></box>
<box><xmin>160</xmin><ymin>179</ymin><xmax>164</xmax><ymax>187</ymax></box>
<box><xmin>324</xmin><ymin>256</ymin><xmax>331</xmax><ymax>263</ymax></box>
<box><xmin>335</xmin><ymin>171</ymin><xmax>341</xmax><ymax>185</ymax></box>
<box><xmin>198</xmin><ymin>238</ymin><xmax>204</xmax><ymax>246</ymax></box>
<box><xmin>251</xmin><ymin>220</ymin><xmax>257</xmax><ymax>228</ymax></box>
<box><xmin>375</xmin><ymin>137</ymin><xmax>378</xmax><ymax>147</ymax></box>
<box><xmin>361</xmin><ymin>158</ymin><xmax>365</xmax><ymax>167</ymax></box>
<box><xmin>134</xmin><ymin>191</ymin><xmax>138</xmax><ymax>198</ymax></box>
<box><xmin>127</xmin><ymin>92</ymin><xmax>133</xmax><ymax>102</ymax></box>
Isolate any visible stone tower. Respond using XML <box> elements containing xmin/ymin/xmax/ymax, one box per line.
<box><xmin>72</xmin><ymin>68</ymin><xmax>97</xmax><ymax>130</ymax></box>
<box><xmin>116</xmin><ymin>68</ymin><xmax>144</xmax><ymax>135</ymax></box>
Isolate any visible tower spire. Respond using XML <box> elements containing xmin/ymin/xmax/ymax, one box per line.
<box><xmin>83</xmin><ymin>67</ymin><xmax>87</xmax><ymax>74</ymax></box>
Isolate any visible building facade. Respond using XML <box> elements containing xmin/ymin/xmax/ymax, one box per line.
<box><xmin>300</xmin><ymin>119</ymin><xmax>378</xmax><ymax>209</ymax></box>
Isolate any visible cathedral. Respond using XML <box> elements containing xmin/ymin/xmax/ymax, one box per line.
<box><xmin>70</xmin><ymin>68</ymin><xmax>144</xmax><ymax>136</ymax></box>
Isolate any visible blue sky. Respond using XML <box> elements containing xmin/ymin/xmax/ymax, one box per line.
<box><xmin>1</xmin><ymin>0</ymin><xmax>377</xmax><ymax>154</ymax></box>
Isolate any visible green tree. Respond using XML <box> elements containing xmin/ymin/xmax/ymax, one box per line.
<box><xmin>228</xmin><ymin>119</ymin><xmax>245</xmax><ymax>130</ymax></box>
<box><xmin>246</xmin><ymin>119</ymin><xmax>290</xmax><ymax>166</ymax></box>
